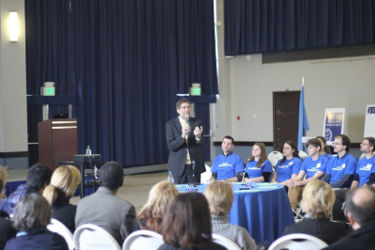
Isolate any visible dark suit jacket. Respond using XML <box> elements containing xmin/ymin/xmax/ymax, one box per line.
<box><xmin>166</xmin><ymin>117</ymin><xmax>204</xmax><ymax>178</ymax></box>
<box><xmin>284</xmin><ymin>218</ymin><xmax>349</xmax><ymax>245</ymax></box>
<box><xmin>323</xmin><ymin>220</ymin><xmax>375</xmax><ymax>250</ymax></box>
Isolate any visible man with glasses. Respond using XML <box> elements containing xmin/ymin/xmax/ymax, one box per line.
<box><xmin>333</xmin><ymin>137</ymin><xmax>375</xmax><ymax>221</ymax></box>
<box><xmin>351</xmin><ymin>137</ymin><xmax>375</xmax><ymax>188</ymax></box>
<box><xmin>322</xmin><ymin>134</ymin><xmax>357</xmax><ymax>188</ymax></box>
<box><xmin>323</xmin><ymin>186</ymin><xmax>375</xmax><ymax>250</ymax></box>
<box><xmin>166</xmin><ymin>98</ymin><xmax>204</xmax><ymax>184</ymax></box>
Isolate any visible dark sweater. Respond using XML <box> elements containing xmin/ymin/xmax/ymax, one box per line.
<box><xmin>284</xmin><ymin>217</ymin><xmax>349</xmax><ymax>244</ymax></box>
<box><xmin>0</xmin><ymin>211</ymin><xmax>16</xmax><ymax>250</ymax></box>
<box><xmin>4</xmin><ymin>228</ymin><xmax>68</xmax><ymax>250</ymax></box>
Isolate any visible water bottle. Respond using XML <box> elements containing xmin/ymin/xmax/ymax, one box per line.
<box><xmin>167</xmin><ymin>171</ymin><xmax>174</xmax><ymax>183</ymax></box>
<box><xmin>85</xmin><ymin>145</ymin><xmax>92</xmax><ymax>155</ymax></box>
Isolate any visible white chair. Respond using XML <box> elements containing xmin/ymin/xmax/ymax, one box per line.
<box><xmin>298</xmin><ymin>150</ymin><xmax>309</xmax><ymax>159</ymax></box>
<box><xmin>212</xmin><ymin>233</ymin><xmax>241</xmax><ymax>250</ymax></box>
<box><xmin>73</xmin><ymin>224</ymin><xmax>121</xmax><ymax>250</ymax></box>
<box><xmin>200</xmin><ymin>164</ymin><xmax>212</xmax><ymax>184</ymax></box>
<box><xmin>268</xmin><ymin>233</ymin><xmax>328</xmax><ymax>250</ymax></box>
<box><xmin>122</xmin><ymin>230</ymin><xmax>164</xmax><ymax>250</ymax></box>
<box><xmin>47</xmin><ymin>218</ymin><xmax>74</xmax><ymax>250</ymax></box>
<box><xmin>268</xmin><ymin>151</ymin><xmax>283</xmax><ymax>166</ymax></box>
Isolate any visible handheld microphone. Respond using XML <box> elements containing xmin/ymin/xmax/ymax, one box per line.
<box><xmin>186</xmin><ymin>119</ymin><xmax>191</xmax><ymax>132</ymax></box>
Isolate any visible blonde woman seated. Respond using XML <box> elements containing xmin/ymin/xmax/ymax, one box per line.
<box><xmin>43</xmin><ymin>165</ymin><xmax>81</xmax><ymax>233</ymax></box>
<box><xmin>137</xmin><ymin>181</ymin><xmax>178</xmax><ymax>233</ymax></box>
<box><xmin>283</xmin><ymin>179</ymin><xmax>348</xmax><ymax>244</ymax></box>
<box><xmin>205</xmin><ymin>181</ymin><xmax>256</xmax><ymax>250</ymax></box>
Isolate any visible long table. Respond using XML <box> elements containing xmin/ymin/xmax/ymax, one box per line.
<box><xmin>176</xmin><ymin>182</ymin><xmax>295</xmax><ymax>244</ymax></box>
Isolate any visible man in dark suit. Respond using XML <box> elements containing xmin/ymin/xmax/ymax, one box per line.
<box><xmin>323</xmin><ymin>186</ymin><xmax>375</xmax><ymax>250</ymax></box>
<box><xmin>166</xmin><ymin>98</ymin><xmax>204</xmax><ymax>184</ymax></box>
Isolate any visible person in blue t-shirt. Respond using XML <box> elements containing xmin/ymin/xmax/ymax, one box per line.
<box><xmin>333</xmin><ymin>137</ymin><xmax>375</xmax><ymax>221</ymax></box>
<box><xmin>210</xmin><ymin>136</ymin><xmax>244</xmax><ymax>182</ymax></box>
<box><xmin>322</xmin><ymin>134</ymin><xmax>357</xmax><ymax>188</ymax></box>
<box><xmin>271</xmin><ymin>140</ymin><xmax>301</xmax><ymax>187</ymax></box>
<box><xmin>351</xmin><ymin>137</ymin><xmax>375</xmax><ymax>188</ymax></box>
<box><xmin>288</xmin><ymin>138</ymin><xmax>328</xmax><ymax>210</ymax></box>
<box><xmin>244</xmin><ymin>142</ymin><xmax>272</xmax><ymax>182</ymax></box>
<box><xmin>316</xmin><ymin>136</ymin><xmax>332</xmax><ymax>161</ymax></box>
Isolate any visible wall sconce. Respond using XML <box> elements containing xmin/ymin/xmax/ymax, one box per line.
<box><xmin>8</xmin><ymin>12</ymin><xmax>20</xmax><ymax>42</ymax></box>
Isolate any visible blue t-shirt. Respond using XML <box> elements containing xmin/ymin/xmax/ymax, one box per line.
<box><xmin>211</xmin><ymin>153</ymin><xmax>244</xmax><ymax>180</ymax></box>
<box><xmin>300</xmin><ymin>155</ymin><xmax>328</xmax><ymax>179</ymax></box>
<box><xmin>322</xmin><ymin>154</ymin><xmax>332</xmax><ymax>161</ymax></box>
<box><xmin>325</xmin><ymin>153</ymin><xmax>357</xmax><ymax>184</ymax></box>
<box><xmin>275</xmin><ymin>157</ymin><xmax>301</xmax><ymax>183</ymax></box>
<box><xmin>245</xmin><ymin>159</ymin><xmax>272</xmax><ymax>178</ymax></box>
<box><xmin>355</xmin><ymin>155</ymin><xmax>375</xmax><ymax>186</ymax></box>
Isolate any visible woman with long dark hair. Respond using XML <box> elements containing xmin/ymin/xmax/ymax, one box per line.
<box><xmin>158</xmin><ymin>192</ymin><xmax>225</xmax><ymax>250</ymax></box>
<box><xmin>272</xmin><ymin>140</ymin><xmax>301</xmax><ymax>187</ymax></box>
<box><xmin>245</xmin><ymin>143</ymin><xmax>273</xmax><ymax>182</ymax></box>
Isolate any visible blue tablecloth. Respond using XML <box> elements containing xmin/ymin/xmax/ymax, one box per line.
<box><xmin>176</xmin><ymin>182</ymin><xmax>295</xmax><ymax>244</ymax></box>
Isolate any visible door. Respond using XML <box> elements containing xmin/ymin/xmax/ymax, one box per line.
<box><xmin>273</xmin><ymin>91</ymin><xmax>300</xmax><ymax>151</ymax></box>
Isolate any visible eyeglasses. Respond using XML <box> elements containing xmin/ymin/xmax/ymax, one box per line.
<box><xmin>332</xmin><ymin>142</ymin><xmax>343</xmax><ymax>146</ymax></box>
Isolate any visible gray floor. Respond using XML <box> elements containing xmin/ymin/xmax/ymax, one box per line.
<box><xmin>7</xmin><ymin>169</ymin><xmax>168</xmax><ymax>213</ymax></box>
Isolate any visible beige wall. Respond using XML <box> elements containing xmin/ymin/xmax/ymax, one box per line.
<box><xmin>212</xmin><ymin>0</ymin><xmax>375</xmax><ymax>144</ymax></box>
<box><xmin>0</xmin><ymin>0</ymin><xmax>27</xmax><ymax>152</ymax></box>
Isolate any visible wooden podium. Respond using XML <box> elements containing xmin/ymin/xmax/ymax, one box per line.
<box><xmin>38</xmin><ymin>119</ymin><xmax>78</xmax><ymax>170</ymax></box>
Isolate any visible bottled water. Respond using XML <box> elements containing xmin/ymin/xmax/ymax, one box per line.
<box><xmin>167</xmin><ymin>171</ymin><xmax>174</xmax><ymax>183</ymax></box>
<box><xmin>85</xmin><ymin>145</ymin><xmax>92</xmax><ymax>155</ymax></box>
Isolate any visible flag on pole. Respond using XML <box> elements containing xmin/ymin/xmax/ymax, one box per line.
<box><xmin>298</xmin><ymin>78</ymin><xmax>310</xmax><ymax>150</ymax></box>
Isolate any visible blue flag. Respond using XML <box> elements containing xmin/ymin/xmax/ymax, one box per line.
<box><xmin>298</xmin><ymin>84</ymin><xmax>310</xmax><ymax>150</ymax></box>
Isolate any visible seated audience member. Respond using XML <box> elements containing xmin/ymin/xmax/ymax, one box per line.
<box><xmin>0</xmin><ymin>167</ymin><xmax>16</xmax><ymax>250</ymax></box>
<box><xmin>272</xmin><ymin>140</ymin><xmax>301</xmax><ymax>188</ymax></box>
<box><xmin>137</xmin><ymin>181</ymin><xmax>178</xmax><ymax>233</ymax></box>
<box><xmin>322</xmin><ymin>134</ymin><xmax>357</xmax><ymax>188</ymax></box>
<box><xmin>284</xmin><ymin>179</ymin><xmax>347</xmax><ymax>244</ymax></box>
<box><xmin>204</xmin><ymin>181</ymin><xmax>256</xmax><ymax>250</ymax></box>
<box><xmin>158</xmin><ymin>192</ymin><xmax>226</xmax><ymax>250</ymax></box>
<box><xmin>323</xmin><ymin>186</ymin><xmax>375</xmax><ymax>250</ymax></box>
<box><xmin>288</xmin><ymin>138</ymin><xmax>328</xmax><ymax>210</ymax></box>
<box><xmin>75</xmin><ymin>161</ymin><xmax>139</xmax><ymax>245</ymax></box>
<box><xmin>4</xmin><ymin>163</ymin><xmax>52</xmax><ymax>215</ymax></box>
<box><xmin>244</xmin><ymin>143</ymin><xmax>273</xmax><ymax>182</ymax></box>
<box><xmin>43</xmin><ymin>165</ymin><xmax>81</xmax><ymax>233</ymax></box>
<box><xmin>316</xmin><ymin>136</ymin><xmax>332</xmax><ymax>160</ymax></box>
<box><xmin>333</xmin><ymin>137</ymin><xmax>375</xmax><ymax>221</ymax></box>
<box><xmin>0</xmin><ymin>166</ymin><xmax>7</xmax><ymax>210</ymax></box>
<box><xmin>211</xmin><ymin>136</ymin><xmax>244</xmax><ymax>182</ymax></box>
<box><xmin>5</xmin><ymin>193</ymin><xmax>68</xmax><ymax>250</ymax></box>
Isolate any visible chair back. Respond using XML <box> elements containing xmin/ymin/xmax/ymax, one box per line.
<box><xmin>201</xmin><ymin>164</ymin><xmax>212</xmax><ymax>184</ymax></box>
<box><xmin>47</xmin><ymin>218</ymin><xmax>74</xmax><ymax>250</ymax></box>
<box><xmin>268</xmin><ymin>151</ymin><xmax>283</xmax><ymax>166</ymax></box>
<box><xmin>212</xmin><ymin>233</ymin><xmax>241</xmax><ymax>250</ymax></box>
<box><xmin>122</xmin><ymin>229</ymin><xmax>164</xmax><ymax>250</ymax></box>
<box><xmin>298</xmin><ymin>150</ymin><xmax>309</xmax><ymax>159</ymax></box>
<box><xmin>73</xmin><ymin>224</ymin><xmax>121</xmax><ymax>250</ymax></box>
<box><xmin>268</xmin><ymin>233</ymin><xmax>328</xmax><ymax>250</ymax></box>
